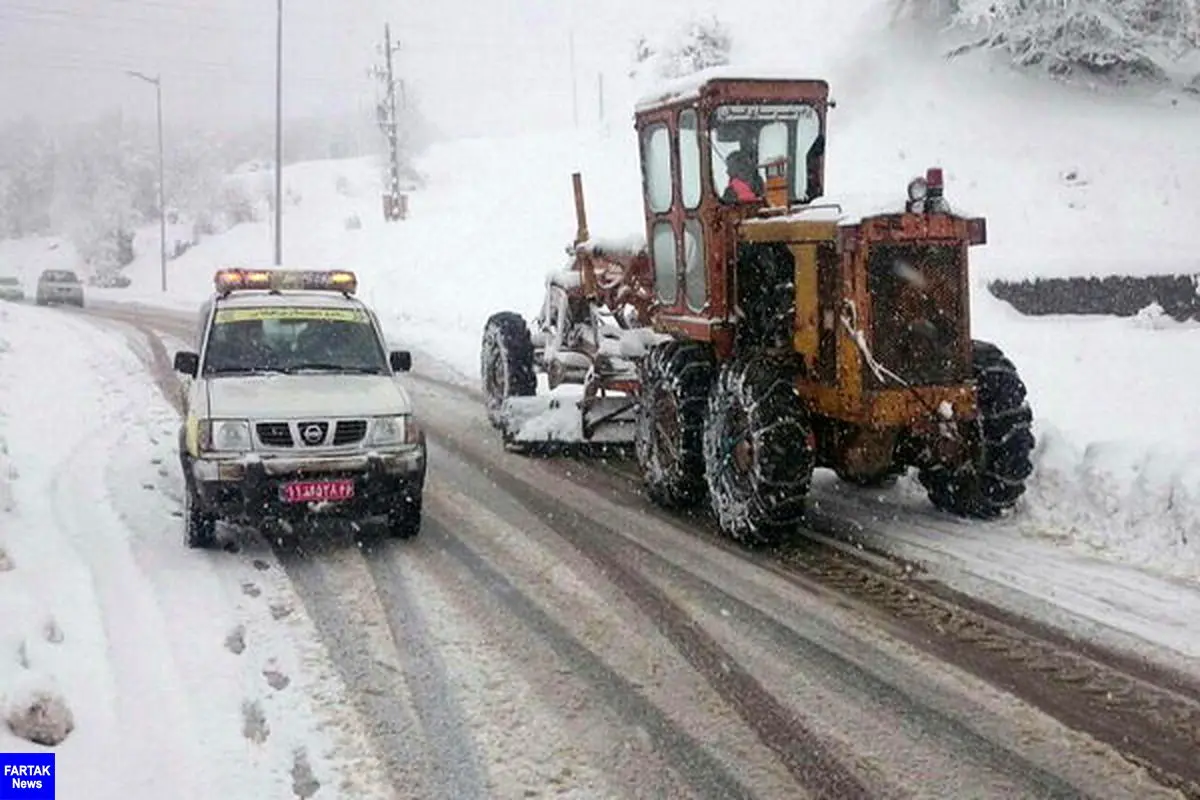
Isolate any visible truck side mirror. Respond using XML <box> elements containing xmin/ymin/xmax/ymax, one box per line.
<box><xmin>174</xmin><ymin>350</ymin><xmax>199</xmax><ymax>377</ymax></box>
<box><xmin>389</xmin><ymin>350</ymin><xmax>412</xmax><ymax>372</ymax></box>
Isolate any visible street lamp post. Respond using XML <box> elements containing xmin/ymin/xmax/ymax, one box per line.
<box><xmin>274</xmin><ymin>0</ymin><xmax>283</xmax><ymax>265</ymax></box>
<box><xmin>127</xmin><ymin>70</ymin><xmax>167</xmax><ymax>293</ymax></box>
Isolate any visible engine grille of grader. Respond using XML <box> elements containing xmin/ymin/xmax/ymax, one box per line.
<box><xmin>865</xmin><ymin>243</ymin><xmax>968</xmax><ymax>388</ymax></box>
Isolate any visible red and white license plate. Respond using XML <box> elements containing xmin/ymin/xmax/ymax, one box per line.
<box><xmin>280</xmin><ymin>479</ymin><xmax>355</xmax><ymax>504</ymax></box>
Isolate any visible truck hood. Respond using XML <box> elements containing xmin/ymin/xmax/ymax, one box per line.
<box><xmin>203</xmin><ymin>374</ymin><xmax>414</xmax><ymax>419</ymax></box>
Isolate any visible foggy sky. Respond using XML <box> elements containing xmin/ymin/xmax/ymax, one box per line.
<box><xmin>0</xmin><ymin>0</ymin><xmax>729</xmax><ymax>139</ymax></box>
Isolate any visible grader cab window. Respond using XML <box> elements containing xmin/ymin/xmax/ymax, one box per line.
<box><xmin>642</xmin><ymin>123</ymin><xmax>673</xmax><ymax>213</ymax></box>
<box><xmin>683</xmin><ymin>219</ymin><xmax>706</xmax><ymax>311</ymax></box>
<box><xmin>710</xmin><ymin>103</ymin><xmax>823</xmax><ymax>204</ymax></box>
<box><xmin>679</xmin><ymin>110</ymin><xmax>702</xmax><ymax>210</ymax></box>
<box><xmin>652</xmin><ymin>222</ymin><xmax>678</xmax><ymax>305</ymax></box>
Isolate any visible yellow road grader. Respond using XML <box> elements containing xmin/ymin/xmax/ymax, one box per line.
<box><xmin>480</xmin><ymin>71</ymin><xmax>1036</xmax><ymax>545</ymax></box>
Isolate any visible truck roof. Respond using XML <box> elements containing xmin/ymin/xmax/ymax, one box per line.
<box><xmin>213</xmin><ymin>290</ymin><xmax>367</xmax><ymax>310</ymax></box>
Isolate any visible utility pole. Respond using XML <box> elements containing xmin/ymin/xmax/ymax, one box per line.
<box><xmin>127</xmin><ymin>71</ymin><xmax>167</xmax><ymax>292</ymax></box>
<box><xmin>384</xmin><ymin>23</ymin><xmax>400</xmax><ymax>201</ymax></box>
<box><xmin>371</xmin><ymin>23</ymin><xmax>405</xmax><ymax>220</ymax></box>
<box><xmin>274</xmin><ymin>0</ymin><xmax>284</xmax><ymax>265</ymax></box>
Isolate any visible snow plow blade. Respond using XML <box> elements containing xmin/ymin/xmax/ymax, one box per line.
<box><xmin>498</xmin><ymin>395</ymin><xmax>637</xmax><ymax>454</ymax></box>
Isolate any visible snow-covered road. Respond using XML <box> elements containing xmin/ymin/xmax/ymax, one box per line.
<box><xmin>1</xmin><ymin>299</ymin><xmax>1195</xmax><ymax>798</ymax></box>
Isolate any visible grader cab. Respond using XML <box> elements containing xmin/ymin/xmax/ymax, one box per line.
<box><xmin>480</xmin><ymin>72</ymin><xmax>1036</xmax><ymax>545</ymax></box>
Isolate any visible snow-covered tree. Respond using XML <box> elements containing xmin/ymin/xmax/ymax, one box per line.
<box><xmin>895</xmin><ymin>0</ymin><xmax>1200</xmax><ymax>86</ymax></box>
<box><xmin>48</xmin><ymin>112</ymin><xmax>143</xmax><ymax>274</ymax></box>
<box><xmin>0</xmin><ymin>119</ymin><xmax>57</xmax><ymax>238</ymax></box>
<box><xmin>630</xmin><ymin>15</ymin><xmax>734</xmax><ymax>84</ymax></box>
<box><xmin>0</xmin><ymin>98</ymin><xmax>413</xmax><ymax>267</ymax></box>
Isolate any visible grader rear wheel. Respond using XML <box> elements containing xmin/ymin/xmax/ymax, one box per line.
<box><xmin>702</xmin><ymin>356</ymin><xmax>814</xmax><ymax>547</ymax></box>
<box><xmin>918</xmin><ymin>340</ymin><xmax>1035</xmax><ymax>518</ymax></box>
<box><xmin>635</xmin><ymin>341</ymin><xmax>714</xmax><ymax>508</ymax></box>
<box><xmin>481</xmin><ymin>312</ymin><xmax>537</xmax><ymax>428</ymax></box>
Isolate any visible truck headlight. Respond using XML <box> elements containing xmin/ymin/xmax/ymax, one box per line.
<box><xmin>369</xmin><ymin>415</ymin><xmax>421</xmax><ymax>447</ymax></box>
<box><xmin>199</xmin><ymin>419</ymin><xmax>252</xmax><ymax>452</ymax></box>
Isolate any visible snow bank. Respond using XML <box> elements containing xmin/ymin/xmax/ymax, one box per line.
<box><xmin>968</xmin><ymin>294</ymin><xmax>1200</xmax><ymax>579</ymax></box>
<box><xmin>0</xmin><ymin>306</ymin><xmax>76</xmax><ymax>749</ymax></box>
<box><xmin>1026</xmin><ymin>428</ymin><xmax>1200</xmax><ymax>580</ymax></box>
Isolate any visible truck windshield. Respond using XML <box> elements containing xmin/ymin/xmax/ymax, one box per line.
<box><xmin>709</xmin><ymin>103</ymin><xmax>824</xmax><ymax>205</ymax></box>
<box><xmin>201</xmin><ymin>307</ymin><xmax>389</xmax><ymax>376</ymax></box>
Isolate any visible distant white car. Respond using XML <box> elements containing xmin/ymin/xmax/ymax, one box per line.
<box><xmin>0</xmin><ymin>275</ymin><xmax>24</xmax><ymax>302</ymax></box>
<box><xmin>173</xmin><ymin>267</ymin><xmax>427</xmax><ymax>549</ymax></box>
<box><xmin>35</xmin><ymin>269</ymin><xmax>84</xmax><ymax>307</ymax></box>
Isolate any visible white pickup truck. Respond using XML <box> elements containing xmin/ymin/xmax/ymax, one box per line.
<box><xmin>173</xmin><ymin>268</ymin><xmax>427</xmax><ymax>549</ymax></box>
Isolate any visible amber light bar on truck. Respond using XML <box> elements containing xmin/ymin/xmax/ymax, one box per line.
<box><xmin>214</xmin><ymin>268</ymin><xmax>358</xmax><ymax>296</ymax></box>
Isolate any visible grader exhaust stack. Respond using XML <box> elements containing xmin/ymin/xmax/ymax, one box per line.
<box><xmin>573</xmin><ymin>172</ymin><xmax>589</xmax><ymax>247</ymax></box>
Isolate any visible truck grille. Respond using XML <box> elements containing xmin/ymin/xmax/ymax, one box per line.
<box><xmin>256</xmin><ymin>422</ymin><xmax>293</xmax><ymax>447</ymax></box>
<box><xmin>865</xmin><ymin>243</ymin><xmax>968</xmax><ymax>388</ymax></box>
<box><xmin>332</xmin><ymin>420</ymin><xmax>368</xmax><ymax>445</ymax></box>
<box><xmin>254</xmin><ymin>419</ymin><xmax>369</xmax><ymax>448</ymax></box>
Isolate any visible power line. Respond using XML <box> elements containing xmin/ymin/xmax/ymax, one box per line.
<box><xmin>0</xmin><ymin>0</ymin><xmax>334</xmax><ymax>28</ymax></box>
<box><xmin>0</xmin><ymin>51</ymin><xmax>358</xmax><ymax>87</ymax></box>
<box><xmin>0</xmin><ymin>7</ymin><xmax>507</xmax><ymax>50</ymax></box>
<box><xmin>0</xmin><ymin>8</ymin><xmax>257</xmax><ymax>37</ymax></box>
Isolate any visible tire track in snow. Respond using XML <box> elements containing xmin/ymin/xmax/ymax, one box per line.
<box><xmin>360</xmin><ymin>543</ymin><xmax>490</xmax><ymax>800</ymax></box>
<box><xmin>269</xmin><ymin>540</ymin><xmax>448</xmax><ymax>799</ymax></box>
<box><xmin>422</xmin><ymin>434</ymin><xmax>873</xmax><ymax>798</ymax></box>
<box><xmin>410</xmin><ymin>503</ymin><xmax>762</xmax><ymax>799</ymax></box>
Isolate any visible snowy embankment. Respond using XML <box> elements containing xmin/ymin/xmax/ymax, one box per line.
<box><xmin>979</xmin><ymin>300</ymin><xmax>1200</xmax><ymax>579</ymax></box>
<box><xmin>0</xmin><ymin>301</ymin><xmax>392</xmax><ymax>798</ymax></box>
<box><xmin>21</xmin><ymin>12</ymin><xmax>1200</xmax><ymax>587</ymax></box>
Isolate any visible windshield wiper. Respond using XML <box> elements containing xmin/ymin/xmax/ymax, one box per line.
<box><xmin>287</xmin><ymin>363</ymin><xmax>383</xmax><ymax>374</ymax></box>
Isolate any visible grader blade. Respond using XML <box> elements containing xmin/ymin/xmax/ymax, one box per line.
<box><xmin>498</xmin><ymin>395</ymin><xmax>638</xmax><ymax>451</ymax></box>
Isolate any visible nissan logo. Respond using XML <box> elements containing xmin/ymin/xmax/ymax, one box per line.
<box><xmin>301</xmin><ymin>424</ymin><xmax>324</xmax><ymax>444</ymax></box>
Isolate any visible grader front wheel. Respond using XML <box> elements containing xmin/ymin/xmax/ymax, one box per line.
<box><xmin>481</xmin><ymin>312</ymin><xmax>537</xmax><ymax>428</ymax></box>
<box><xmin>918</xmin><ymin>340</ymin><xmax>1035</xmax><ymax>518</ymax></box>
<box><xmin>702</xmin><ymin>356</ymin><xmax>814</xmax><ymax>547</ymax></box>
<box><xmin>635</xmin><ymin>341</ymin><xmax>714</xmax><ymax>508</ymax></box>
